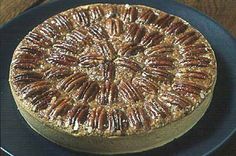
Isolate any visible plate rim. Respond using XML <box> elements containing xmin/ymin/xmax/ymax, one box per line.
<box><xmin>1</xmin><ymin>0</ymin><xmax>235</xmax><ymax>155</ymax></box>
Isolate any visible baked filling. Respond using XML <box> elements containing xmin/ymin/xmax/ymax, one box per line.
<box><xmin>9</xmin><ymin>3</ymin><xmax>217</xmax><ymax>153</ymax></box>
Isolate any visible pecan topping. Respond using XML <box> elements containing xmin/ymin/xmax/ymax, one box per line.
<box><xmin>121</xmin><ymin>6</ymin><xmax>138</xmax><ymax>22</ymax></box>
<box><xmin>155</xmin><ymin>14</ymin><xmax>175</xmax><ymax>28</ymax></box>
<box><xmin>79</xmin><ymin>53</ymin><xmax>104</xmax><ymax>68</ymax></box>
<box><xmin>47</xmin><ymin>53</ymin><xmax>77</xmax><ymax>66</ymax></box>
<box><xmin>145</xmin><ymin>56</ymin><xmax>175</xmax><ymax>70</ymax></box>
<box><xmin>45</xmin><ymin>67</ymin><xmax>72</xmax><ymax>79</ymax></box>
<box><xmin>89</xmin><ymin>6</ymin><xmax>104</xmax><ymax>19</ymax></box>
<box><xmin>115</xmin><ymin>57</ymin><xmax>142</xmax><ymax>72</ymax></box>
<box><xmin>138</xmin><ymin>9</ymin><xmax>157</xmax><ymax>24</ymax></box>
<box><xmin>21</xmin><ymin>81</ymin><xmax>50</xmax><ymax>99</ymax></box>
<box><xmin>70</xmin><ymin>9</ymin><xmax>90</xmax><ymax>26</ymax></box>
<box><xmin>58</xmin><ymin>72</ymin><xmax>88</xmax><ymax>92</ymax></box>
<box><xmin>127</xmin><ymin>106</ymin><xmax>150</xmax><ymax>130</ymax></box>
<box><xmin>141</xmin><ymin>31</ymin><xmax>164</xmax><ymax>47</ymax></box>
<box><xmin>13</xmin><ymin>71</ymin><xmax>43</xmax><ymax>85</ymax></box>
<box><xmin>88</xmin><ymin>24</ymin><xmax>108</xmax><ymax>40</ymax></box>
<box><xmin>97</xmin><ymin>81</ymin><xmax>118</xmax><ymax>105</ymax></box>
<box><xmin>105</xmin><ymin>5</ymin><xmax>118</xmax><ymax>18</ymax></box>
<box><xmin>144</xmin><ymin>44</ymin><xmax>174</xmax><ymax>56</ymax></box>
<box><xmin>67</xmin><ymin>104</ymin><xmax>89</xmax><ymax>129</ymax></box>
<box><xmin>144</xmin><ymin>99</ymin><xmax>170</xmax><ymax>119</ymax></box>
<box><xmin>12</xmin><ymin>57</ymin><xmax>38</xmax><ymax>70</ymax></box>
<box><xmin>173</xmin><ymin>81</ymin><xmax>206</xmax><ymax>95</ymax></box>
<box><xmin>119</xmin><ymin>80</ymin><xmax>144</xmax><ymax>102</ymax></box>
<box><xmin>96</xmin><ymin>42</ymin><xmax>116</xmax><ymax>60</ymax></box>
<box><xmin>107</xmin><ymin>109</ymin><xmax>128</xmax><ymax>133</ymax></box>
<box><xmin>87</xmin><ymin>107</ymin><xmax>107</xmax><ymax>130</ymax></box>
<box><xmin>105</xmin><ymin>18</ymin><xmax>123</xmax><ymax>36</ymax></box>
<box><xmin>181</xmin><ymin>44</ymin><xmax>208</xmax><ymax>56</ymax></box>
<box><xmin>126</xmin><ymin>23</ymin><xmax>145</xmax><ymax>44</ymax></box>
<box><xmin>132</xmin><ymin>77</ymin><xmax>158</xmax><ymax>94</ymax></box>
<box><xmin>160</xmin><ymin>91</ymin><xmax>192</xmax><ymax>108</ymax></box>
<box><xmin>166</xmin><ymin>21</ymin><xmax>188</xmax><ymax>35</ymax></box>
<box><xmin>180</xmin><ymin>57</ymin><xmax>211</xmax><ymax>67</ymax></box>
<box><xmin>175</xmin><ymin>31</ymin><xmax>199</xmax><ymax>45</ymax></box>
<box><xmin>118</xmin><ymin>43</ymin><xmax>143</xmax><ymax>57</ymax></box>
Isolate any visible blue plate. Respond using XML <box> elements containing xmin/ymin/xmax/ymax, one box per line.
<box><xmin>1</xmin><ymin>0</ymin><xmax>236</xmax><ymax>155</ymax></box>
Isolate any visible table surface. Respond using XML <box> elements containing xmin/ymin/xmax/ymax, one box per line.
<box><xmin>0</xmin><ymin>0</ymin><xmax>235</xmax><ymax>156</ymax></box>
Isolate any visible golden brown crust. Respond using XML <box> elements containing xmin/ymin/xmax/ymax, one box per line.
<box><xmin>9</xmin><ymin>4</ymin><xmax>217</xmax><ymax>138</ymax></box>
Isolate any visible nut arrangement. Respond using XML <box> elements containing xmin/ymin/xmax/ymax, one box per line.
<box><xmin>9</xmin><ymin>4</ymin><xmax>216</xmax><ymax>136</ymax></box>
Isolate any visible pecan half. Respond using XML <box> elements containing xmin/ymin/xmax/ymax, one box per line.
<box><xmin>18</xmin><ymin>45</ymin><xmax>44</xmax><ymax>57</ymax></box>
<box><xmin>32</xmin><ymin>90</ymin><xmax>60</xmax><ymax>111</ymax></box>
<box><xmin>119</xmin><ymin>80</ymin><xmax>144</xmax><ymax>102</ymax></box>
<box><xmin>25</xmin><ymin>31</ymin><xmax>52</xmax><ymax>47</ymax></box>
<box><xmin>74</xmin><ymin>81</ymin><xmax>100</xmax><ymax>102</ymax></box>
<box><xmin>12</xmin><ymin>57</ymin><xmax>38</xmax><ymax>70</ymax></box>
<box><xmin>13</xmin><ymin>71</ymin><xmax>43</xmax><ymax>85</ymax></box>
<box><xmin>70</xmin><ymin>9</ymin><xmax>90</xmax><ymax>26</ymax></box>
<box><xmin>155</xmin><ymin>14</ymin><xmax>175</xmax><ymax>28</ymax></box>
<box><xmin>97</xmin><ymin>81</ymin><xmax>118</xmax><ymax>105</ymax></box>
<box><xmin>107</xmin><ymin>109</ymin><xmax>128</xmax><ymax>133</ymax></box>
<box><xmin>66</xmin><ymin>28</ymin><xmax>91</xmax><ymax>45</ymax></box>
<box><xmin>87</xmin><ymin>107</ymin><xmax>107</xmax><ymax>130</ymax></box>
<box><xmin>143</xmin><ymin>67</ymin><xmax>174</xmax><ymax>81</ymax></box>
<box><xmin>126</xmin><ymin>23</ymin><xmax>145</xmax><ymax>44</ymax></box>
<box><xmin>145</xmin><ymin>56</ymin><xmax>175</xmax><ymax>70</ymax></box>
<box><xmin>127</xmin><ymin>106</ymin><xmax>150</xmax><ymax>130</ymax></box>
<box><xmin>121</xmin><ymin>6</ymin><xmax>138</xmax><ymax>22</ymax></box>
<box><xmin>67</xmin><ymin>104</ymin><xmax>89</xmax><ymax>129</ymax></box>
<box><xmin>180</xmin><ymin>57</ymin><xmax>211</xmax><ymax>67</ymax></box>
<box><xmin>178</xmin><ymin>71</ymin><xmax>209</xmax><ymax>80</ymax></box>
<box><xmin>101</xmin><ymin>62</ymin><xmax>116</xmax><ymax>81</ymax></box>
<box><xmin>44</xmin><ymin>67</ymin><xmax>72</xmax><ymax>79</ymax></box>
<box><xmin>21</xmin><ymin>81</ymin><xmax>50</xmax><ymax>99</ymax></box>
<box><xmin>79</xmin><ymin>53</ymin><xmax>104</xmax><ymax>68</ymax></box>
<box><xmin>132</xmin><ymin>77</ymin><xmax>158</xmax><ymax>94</ymax></box>
<box><xmin>105</xmin><ymin>18</ymin><xmax>123</xmax><ymax>36</ymax></box>
<box><xmin>88</xmin><ymin>24</ymin><xmax>108</xmax><ymax>40</ymax></box>
<box><xmin>58</xmin><ymin>72</ymin><xmax>88</xmax><ymax>92</ymax></box>
<box><xmin>181</xmin><ymin>44</ymin><xmax>208</xmax><ymax>56</ymax></box>
<box><xmin>96</xmin><ymin>42</ymin><xmax>116</xmax><ymax>60</ymax></box>
<box><xmin>118</xmin><ymin>43</ymin><xmax>143</xmax><ymax>57</ymax></box>
<box><xmin>46</xmin><ymin>98</ymin><xmax>70</xmax><ymax>118</ymax></box>
<box><xmin>138</xmin><ymin>9</ymin><xmax>157</xmax><ymax>24</ymax></box>
<box><xmin>47</xmin><ymin>53</ymin><xmax>77</xmax><ymax>66</ymax></box>
<box><xmin>89</xmin><ymin>6</ymin><xmax>104</xmax><ymax>19</ymax></box>
<box><xmin>115</xmin><ymin>57</ymin><xmax>142</xmax><ymax>72</ymax></box>
<box><xmin>141</xmin><ymin>31</ymin><xmax>164</xmax><ymax>47</ymax></box>
<box><xmin>173</xmin><ymin>81</ymin><xmax>206</xmax><ymax>95</ymax></box>
<box><xmin>53</xmin><ymin>40</ymin><xmax>78</xmax><ymax>54</ymax></box>
<box><xmin>165</xmin><ymin>21</ymin><xmax>188</xmax><ymax>35</ymax></box>
<box><xmin>38</xmin><ymin>23</ymin><xmax>58</xmax><ymax>39</ymax></box>
<box><xmin>144</xmin><ymin>44</ymin><xmax>174</xmax><ymax>56</ymax></box>
<box><xmin>144</xmin><ymin>99</ymin><xmax>170</xmax><ymax>119</ymax></box>
<box><xmin>159</xmin><ymin>91</ymin><xmax>192</xmax><ymax>108</ymax></box>
<box><xmin>175</xmin><ymin>31</ymin><xmax>199</xmax><ymax>45</ymax></box>
<box><xmin>48</xmin><ymin>14</ymin><xmax>73</xmax><ymax>32</ymax></box>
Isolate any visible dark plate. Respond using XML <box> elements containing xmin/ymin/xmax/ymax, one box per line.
<box><xmin>1</xmin><ymin>0</ymin><xmax>236</xmax><ymax>156</ymax></box>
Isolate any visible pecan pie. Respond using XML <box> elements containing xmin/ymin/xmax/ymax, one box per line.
<box><xmin>9</xmin><ymin>4</ymin><xmax>217</xmax><ymax>154</ymax></box>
